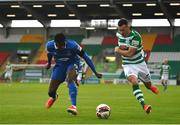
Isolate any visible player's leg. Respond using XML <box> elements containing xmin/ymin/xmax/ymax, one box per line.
<box><xmin>123</xmin><ymin>64</ymin><xmax>151</xmax><ymax>114</ymax></box>
<box><xmin>138</xmin><ymin>63</ymin><xmax>159</xmax><ymax>94</ymax></box>
<box><xmin>4</xmin><ymin>72</ymin><xmax>7</xmax><ymax>83</ymax></box>
<box><xmin>66</xmin><ymin>65</ymin><xmax>78</xmax><ymax>115</ymax></box>
<box><xmin>46</xmin><ymin>80</ymin><xmax>60</xmax><ymax>108</ymax></box>
<box><xmin>46</xmin><ymin>65</ymin><xmax>66</xmax><ymax>109</ymax></box>
<box><xmin>8</xmin><ymin>73</ymin><xmax>12</xmax><ymax>83</ymax></box>
<box><xmin>4</xmin><ymin>72</ymin><xmax>10</xmax><ymax>83</ymax></box>
<box><xmin>164</xmin><ymin>80</ymin><xmax>168</xmax><ymax>91</ymax></box>
<box><xmin>127</xmin><ymin>75</ymin><xmax>151</xmax><ymax>114</ymax></box>
<box><xmin>161</xmin><ymin>79</ymin><xmax>165</xmax><ymax>87</ymax></box>
<box><xmin>164</xmin><ymin>75</ymin><xmax>168</xmax><ymax>91</ymax></box>
<box><xmin>138</xmin><ymin>72</ymin><xmax>159</xmax><ymax>94</ymax></box>
<box><xmin>161</xmin><ymin>75</ymin><xmax>166</xmax><ymax>89</ymax></box>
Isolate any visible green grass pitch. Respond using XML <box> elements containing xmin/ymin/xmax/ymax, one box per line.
<box><xmin>0</xmin><ymin>83</ymin><xmax>180</xmax><ymax>124</ymax></box>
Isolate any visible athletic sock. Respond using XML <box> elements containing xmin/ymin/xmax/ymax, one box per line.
<box><xmin>162</xmin><ymin>81</ymin><xmax>165</xmax><ymax>86</ymax></box>
<box><xmin>132</xmin><ymin>84</ymin><xmax>145</xmax><ymax>108</ymax></box>
<box><xmin>164</xmin><ymin>81</ymin><xmax>168</xmax><ymax>91</ymax></box>
<box><xmin>68</xmin><ymin>82</ymin><xmax>77</xmax><ymax>106</ymax></box>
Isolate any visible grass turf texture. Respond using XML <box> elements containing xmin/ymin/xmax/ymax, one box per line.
<box><xmin>0</xmin><ymin>83</ymin><xmax>180</xmax><ymax>124</ymax></box>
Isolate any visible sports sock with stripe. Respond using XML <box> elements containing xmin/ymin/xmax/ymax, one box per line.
<box><xmin>132</xmin><ymin>84</ymin><xmax>145</xmax><ymax>108</ymax></box>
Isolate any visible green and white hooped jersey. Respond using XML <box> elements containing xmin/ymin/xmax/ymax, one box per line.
<box><xmin>116</xmin><ymin>30</ymin><xmax>145</xmax><ymax>65</ymax></box>
<box><xmin>5</xmin><ymin>64</ymin><xmax>13</xmax><ymax>73</ymax></box>
<box><xmin>161</xmin><ymin>64</ymin><xmax>170</xmax><ymax>75</ymax></box>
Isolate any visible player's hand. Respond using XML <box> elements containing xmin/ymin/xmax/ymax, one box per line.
<box><xmin>95</xmin><ymin>72</ymin><xmax>102</xmax><ymax>79</ymax></box>
<box><xmin>75</xmin><ymin>80</ymin><xmax>80</xmax><ymax>87</ymax></box>
<box><xmin>45</xmin><ymin>63</ymin><xmax>51</xmax><ymax>70</ymax></box>
<box><xmin>114</xmin><ymin>46</ymin><xmax>120</xmax><ymax>53</ymax></box>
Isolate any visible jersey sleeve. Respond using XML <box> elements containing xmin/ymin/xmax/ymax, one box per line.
<box><xmin>46</xmin><ymin>42</ymin><xmax>54</xmax><ymax>54</ymax></box>
<box><xmin>73</xmin><ymin>41</ymin><xmax>82</xmax><ymax>53</ymax></box>
<box><xmin>116</xmin><ymin>32</ymin><xmax>121</xmax><ymax>38</ymax></box>
<box><xmin>116</xmin><ymin>32</ymin><xmax>121</xmax><ymax>46</ymax></box>
<box><xmin>129</xmin><ymin>35</ymin><xmax>142</xmax><ymax>48</ymax></box>
<box><xmin>160</xmin><ymin>65</ymin><xmax>163</xmax><ymax>76</ymax></box>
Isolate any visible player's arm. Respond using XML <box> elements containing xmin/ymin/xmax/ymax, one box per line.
<box><xmin>47</xmin><ymin>52</ymin><xmax>53</xmax><ymax>64</ymax></box>
<box><xmin>74</xmin><ymin>42</ymin><xmax>102</xmax><ymax>78</ymax></box>
<box><xmin>115</xmin><ymin>36</ymin><xmax>140</xmax><ymax>57</ymax></box>
<box><xmin>46</xmin><ymin>44</ymin><xmax>53</xmax><ymax>69</ymax></box>
<box><xmin>115</xmin><ymin>46</ymin><xmax>136</xmax><ymax>57</ymax></box>
<box><xmin>46</xmin><ymin>53</ymin><xmax>53</xmax><ymax>69</ymax></box>
<box><xmin>78</xmin><ymin>50</ymin><xmax>102</xmax><ymax>78</ymax></box>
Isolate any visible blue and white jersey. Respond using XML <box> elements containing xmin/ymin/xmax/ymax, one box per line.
<box><xmin>46</xmin><ymin>39</ymin><xmax>82</xmax><ymax>65</ymax></box>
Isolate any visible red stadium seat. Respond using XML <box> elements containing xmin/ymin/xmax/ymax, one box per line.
<box><xmin>102</xmin><ymin>36</ymin><xmax>118</xmax><ymax>45</ymax></box>
<box><xmin>0</xmin><ymin>52</ymin><xmax>12</xmax><ymax>65</ymax></box>
<box><xmin>154</xmin><ymin>34</ymin><xmax>172</xmax><ymax>45</ymax></box>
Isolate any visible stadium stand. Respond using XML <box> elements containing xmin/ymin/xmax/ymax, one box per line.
<box><xmin>141</xmin><ymin>34</ymin><xmax>157</xmax><ymax>51</ymax></box>
<box><xmin>0</xmin><ymin>52</ymin><xmax>12</xmax><ymax>65</ymax></box>
<box><xmin>0</xmin><ymin>43</ymin><xmax>41</xmax><ymax>52</ymax></box>
<box><xmin>66</xmin><ymin>35</ymin><xmax>85</xmax><ymax>44</ymax></box>
<box><xmin>81</xmin><ymin>37</ymin><xmax>103</xmax><ymax>45</ymax></box>
<box><xmin>0</xmin><ymin>35</ymin><xmax>22</xmax><ymax>43</ymax></box>
<box><xmin>152</xmin><ymin>34</ymin><xmax>179</xmax><ymax>52</ymax></box>
<box><xmin>0</xmin><ymin>43</ymin><xmax>41</xmax><ymax>65</ymax></box>
<box><xmin>154</xmin><ymin>34</ymin><xmax>172</xmax><ymax>45</ymax></box>
<box><xmin>101</xmin><ymin>36</ymin><xmax>118</xmax><ymax>45</ymax></box>
<box><xmin>20</xmin><ymin>34</ymin><xmax>45</xmax><ymax>43</ymax></box>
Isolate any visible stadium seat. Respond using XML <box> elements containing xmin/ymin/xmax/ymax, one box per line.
<box><xmin>102</xmin><ymin>36</ymin><xmax>118</xmax><ymax>45</ymax></box>
<box><xmin>154</xmin><ymin>34</ymin><xmax>172</xmax><ymax>45</ymax></box>
<box><xmin>81</xmin><ymin>37</ymin><xmax>103</xmax><ymax>45</ymax></box>
<box><xmin>152</xmin><ymin>34</ymin><xmax>180</xmax><ymax>52</ymax></box>
<box><xmin>0</xmin><ymin>52</ymin><xmax>12</xmax><ymax>65</ymax></box>
<box><xmin>20</xmin><ymin>34</ymin><xmax>45</xmax><ymax>43</ymax></box>
<box><xmin>141</xmin><ymin>34</ymin><xmax>157</xmax><ymax>51</ymax></box>
<box><xmin>0</xmin><ymin>43</ymin><xmax>41</xmax><ymax>52</ymax></box>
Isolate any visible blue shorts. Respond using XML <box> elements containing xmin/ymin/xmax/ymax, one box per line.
<box><xmin>51</xmin><ymin>62</ymin><xmax>80</xmax><ymax>82</ymax></box>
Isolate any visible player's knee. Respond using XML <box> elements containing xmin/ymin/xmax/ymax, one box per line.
<box><xmin>128</xmin><ymin>76</ymin><xmax>138</xmax><ymax>85</ymax></box>
<box><xmin>67</xmin><ymin>71</ymin><xmax>76</xmax><ymax>82</ymax></box>
<box><xmin>67</xmin><ymin>77</ymin><xmax>74</xmax><ymax>83</ymax></box>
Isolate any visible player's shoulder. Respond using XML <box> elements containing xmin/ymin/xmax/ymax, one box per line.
<box><xmin>116</xmin><ymin>31</ymin><xmax>122</xmax><ymax>38</ymax></box>
<box><xmin>132</xmin><ymin>30</ymin><xmax>141</xmax><ymax>37</ymax></box>
<box><xmin>46</xmin><ymin>40</ymin><xmax>56</xmax><ymax>51</ymax></box>
<box><xmin>66</xmin><ymin>39</ymin><xmax>82</xmax><ymax>51</ymax></box>
<box><xmin>131</xmin><ymin>30</ymin><xmax>142</xmax><ymax>42</ymax></box>
<box><xmin>66</xmin><ymin>39</ymin><xmax>79</xmax><ymax>48</ymax></box>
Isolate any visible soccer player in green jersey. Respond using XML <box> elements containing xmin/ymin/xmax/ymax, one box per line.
<box><xmin>160</xmin><ymin>59</ymin><xmax>171</xmax><ymax>91</ymax></box>
<box><xmin>4</xmin><ymin>61</ymin><xmax>13</xmax><ymax>83</ymax></box>
<box><xmin>114</xmin><ymin>18</ymin><xmax>159</xmax><ymax>114</ymax></box>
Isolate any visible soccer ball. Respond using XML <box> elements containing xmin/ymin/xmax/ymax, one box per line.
<box><xmin>96</xmin><ymin>104</ymin><xmax>111</xmax><ymax>119</ymax></box>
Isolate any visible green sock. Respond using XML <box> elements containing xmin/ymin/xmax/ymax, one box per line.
<box><xmin>132</xmin><ymin>84</ymin><xmax>145</xmax><ymax>108</ymax></box>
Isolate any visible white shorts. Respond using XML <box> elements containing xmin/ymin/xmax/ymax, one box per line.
<box><xmin>161</xmin><ymin>74</ymin><xmax>169</xmax><ymax>81</ymax></box>
<box><xmin>4</xmin><ymin>72</ymin><xmax>12</xmax><ymax>79</ymax></box>
<box><xmin>122</xmin><ymin>61</ymin><xmax>151</xmax><ymax>82</ymax></box>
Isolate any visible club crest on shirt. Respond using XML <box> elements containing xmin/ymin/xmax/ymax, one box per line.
<box><xmin>131</xmin><ymin>40</ymin><xmax>139</xmax><ymax>47</ymax></box>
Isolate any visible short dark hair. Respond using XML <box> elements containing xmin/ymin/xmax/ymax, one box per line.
<box><xmin>118</xmin><ymin>18</ymin><xmax>128</xmax><ymax>26</ymax></box>
<box><xmin>54</xmin><ymin>33</ymin><xmax>66</xmax><ymax>43</ymax></box>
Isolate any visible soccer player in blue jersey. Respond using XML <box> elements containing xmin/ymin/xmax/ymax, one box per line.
<box><xmin>45</xmin><ymin>33</ymin><xmax>102</xmax><ymax>115</ymax></box>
